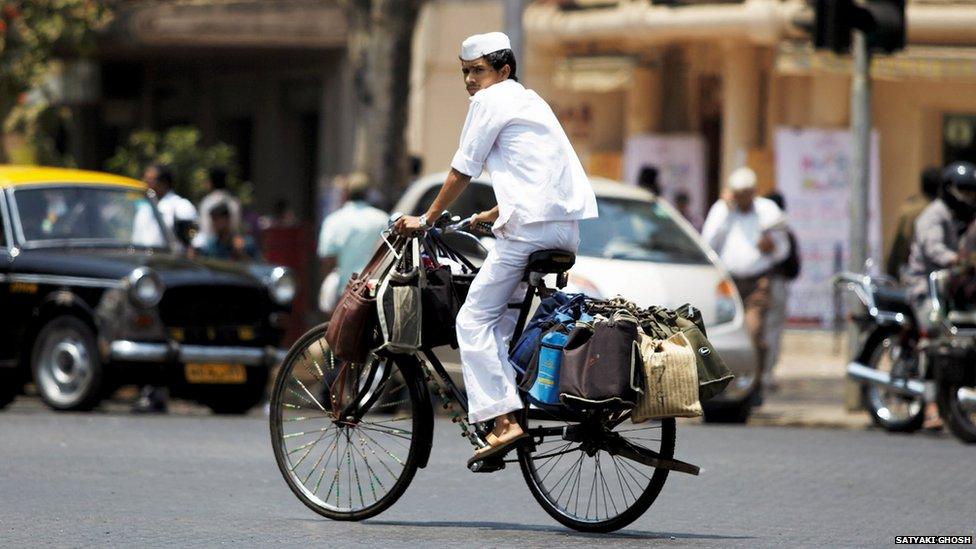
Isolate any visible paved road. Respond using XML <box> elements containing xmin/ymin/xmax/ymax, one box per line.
<box><xmin>1</xmin><ymin>399</ymin><xmax>973</xmax><ymax>548</ymax></box>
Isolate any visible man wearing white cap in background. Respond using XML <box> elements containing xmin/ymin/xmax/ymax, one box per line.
<box><xmin>701</xmin><ymin>167</ymin><xmax>789</xmax><ymax>400</ymax></box>
<box><xmin>394</xmin><ymin>31</ymin><xmax>598</xmax><ymax>464</ymax></box>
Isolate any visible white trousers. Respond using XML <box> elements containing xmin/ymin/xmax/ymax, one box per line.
<box><xmin>763</xmin><ymin>275</ymin><xmax>789</xmax><ymax>384</ymax></box>
<box><xmin>456</xmin><ymin>220</ymin><xmax>580</xmax><ymax>424</ymax></box>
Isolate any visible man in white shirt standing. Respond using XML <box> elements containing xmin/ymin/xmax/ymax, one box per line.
<box><xmin>394</xmin><ymin>32</ymin><xmax>598</xmax><ymax>464</ymax></box>
<box><xmin>143</xmin><ymin>164</ymin><xmax>198</xmax><ymax>249</ymax></box>
<box><xmin>701</xmin><ymin>167</ymin><xmax>789</xmax><ymax>398</ymax></box>
<box><xmin>133</xmin><ymin>163</ymin><xmax>199</xmax><ymax>413</ymax></box>
<box><xmin>317</xmin><ymin>173</ymin><xmax>389</xmax><ymax>314</ymax></box>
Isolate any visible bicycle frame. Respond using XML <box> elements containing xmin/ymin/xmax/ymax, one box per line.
<box><xmin>336</xmin><ymin>223</ymin><xmax>700</xmax><ymax>475</ymax></box>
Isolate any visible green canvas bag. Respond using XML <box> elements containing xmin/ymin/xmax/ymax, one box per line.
<box><xmin>673</xmin><ymin>315</ymin><xmax>734</xmax><ymax>402</ymax></box>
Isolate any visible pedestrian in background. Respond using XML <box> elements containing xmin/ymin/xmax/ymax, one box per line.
<box><xmin>194</xmin><ymin>167</ymin><xmax>242</xmax><ymax>248</ymax></box>
<box><xmin>886</xmin><ymin>166</ymin><xmax>941</xmax><ymax>279</ymax></box>
<box><xmin>197</xmin><ymin>202</ymin><xmax>261</xmax><ymax>261</ymax></box>
<box><xmin>139</xmin><ymin>163</ymin><xmax>198</xmax><ymax>249</ymax></box>
<box><xmin>701</xmin><ymin>167</ymin><xmax>789</xmax><ymax>399</ymax></box>
<box><xmin>637</xmin><ymin>165</ymin><xmax>661</xmax><ymax>196</ymax></box>
<box><xmin>316</xmin><ymin>173</ymin><xmax>388</xmax><ymax>315</ymax></box>
<box><xmin>763</xmin><ymin>190</ymin><xmax>802</xmax><ymax>391</ymax></box>
<box><xmin>133</xmin><ymin>163</ymin><xmax>197</xmax><ymax>414</ymax></box>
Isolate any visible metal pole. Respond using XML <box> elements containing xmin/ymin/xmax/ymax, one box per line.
<box><xmin>849</xmin><ymin>29</ymin><xmax>871</xmax><ymax>278</ymax></box>
<box><xmin>504</xmin><ymin>0</ymin><xmax>526</xmax><ymax>65</ymax></box>
<box><xmin>846</xmin><ymin>29</ymin><xmax>872</xmax><ymax>410</ymax></box>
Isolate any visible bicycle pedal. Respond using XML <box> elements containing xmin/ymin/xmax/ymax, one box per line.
<box><xmin>467</xmin><ymin>457</ymin><xmax>506</xmax><ymax>473</ymax></box>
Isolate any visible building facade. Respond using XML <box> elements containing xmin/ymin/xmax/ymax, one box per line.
<box><xmin>409</xmin><ymin>0</ymin><xmax>976</xmax><ymax>254</ymax></box>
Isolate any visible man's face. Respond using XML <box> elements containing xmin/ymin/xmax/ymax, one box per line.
<box><xmin>732</xmin><ymin>188</ymin><xmax>755</xmax><ymax>212</ymax></box>
<box><xmin>211</xmin><ymin>213</ymin><xmax>231</xmax><ymax>235</ymax></box>
<box><xmin>461</xmin><ymin>57</ymin><xmax>509</xmax><ymax>96</ymax></box>
<box><xmin>143</xmin><ymin>167</ymin><xmax>162</xmax><ymax>195</ymax></box>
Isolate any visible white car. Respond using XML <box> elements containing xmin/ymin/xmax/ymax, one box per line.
<box><xmin>393</xmin><ymin>174</ymin><xmax>761</xmax><ymax>422</ymax></box>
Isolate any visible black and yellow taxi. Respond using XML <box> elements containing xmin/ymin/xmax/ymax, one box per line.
<box><xmin>0</xmin><ymin>166</ymin><xmax>293</xmax><ymax>413</ymax></box>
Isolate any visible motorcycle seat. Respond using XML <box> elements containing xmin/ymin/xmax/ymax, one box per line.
<box><xmin>873</xmin><ymin>286</ymin><xmax>915</xmax><ymax>317</ymax></box>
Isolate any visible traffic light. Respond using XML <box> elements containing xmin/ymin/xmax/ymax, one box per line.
<box><xmin>814</xmin><ymin>0</ymin><xmax>853</xmax><ymax>54</ymax></box>
<box><xmin>865</xmin><ymin>0</ymin><xmax>906</xmax><ymax>53</ymax></box>
<box><xmin>813</xmin><ymin>0</ymin><xmax>906</xmax><ymax>55</ymax></box>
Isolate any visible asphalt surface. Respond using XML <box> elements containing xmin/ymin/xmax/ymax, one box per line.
<box><xmin>1</xmin><ymin>398</ymin><xmax>973</xmax><ymax>548</ymax></box>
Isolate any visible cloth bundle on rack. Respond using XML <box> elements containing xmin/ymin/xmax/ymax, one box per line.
<box><xmin>587</xmin><ymin>297</ymin><xmax>734</xmax><ymax>402</ymax></box>
<box><xmin>558</xmin><ymin>310</ymin><xmax>643</xmax><ymax>409</ymax></box>
<box><xmin>632</xmin><ymin>331</ymin><xmax>703</xmax><ymax>422</ymax></box>
<box><xmin>509</xmin><ymin>291</ymin><xmax>734</xmax><ymax>416</ymax></box>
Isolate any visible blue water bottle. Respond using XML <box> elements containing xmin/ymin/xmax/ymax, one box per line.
<box><xmin>529</xmin><ymin>330</ymin><xmax>570</xmax><ymax>405</ymax></box>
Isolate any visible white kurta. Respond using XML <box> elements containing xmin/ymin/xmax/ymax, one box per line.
<box><xmin>450</xmin><ymin>79</ymin><xmax>597</xmax><ymax>424</ymax></box>
<box><xmin>700</xmin><ymin>197</ymin><xmax>789</xmax><ymax>278</ymax></box>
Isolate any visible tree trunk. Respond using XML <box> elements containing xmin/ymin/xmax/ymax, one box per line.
<box><xmin>344</xmin><ymin>0</ymin><xmax>425</xmax><ymax>207</ymax></box>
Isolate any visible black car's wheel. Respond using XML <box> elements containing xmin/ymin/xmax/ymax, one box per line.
<box><xmin>702</xmin><ymin>399</ymin><xmax>752</xmax><ymax>423</ymax></box>
<box><xmin>0</xmin><ymin>369</ymin><xmax>22</xmax><ymax>410</ymax></box>
<box><xmin>937</xmin><ymin>383</ymin><xmax>976</xmax><ymax>443</ymax></box>
<box><xmin>196</xmin><ymin>367</ymin><xmax>270</xmax><ymax>415</ymax></box>
<box><xmin>31</xmin><ymin>316</ymin><xmax>104</xmax><ymax>411</ymax></box>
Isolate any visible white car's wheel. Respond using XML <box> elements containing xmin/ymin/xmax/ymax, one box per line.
<box><xmin>32</xmin><ymin>316</ymin><xmax>105</xmax><ymax>411</ymax></box>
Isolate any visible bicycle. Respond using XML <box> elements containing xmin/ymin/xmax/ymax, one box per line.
<box><xmin>269</xmin><ymin>213</ymin><xmax>701</xmax><ymax>533</ymax></box>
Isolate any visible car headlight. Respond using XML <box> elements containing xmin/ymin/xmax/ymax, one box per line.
<box><xmin>715</xmin><ymin>278</ymin><xmax>737</xmax><ymax>325</ymax></box>
<box><xmin>267</xmin><ymin>266</ymin><xmax>296</xmax><ymax>306</ymax></box>
<box><xmin>127</xmin><ymin>268</ymin><xmax>165</xmax><ymax>308</ymax></box>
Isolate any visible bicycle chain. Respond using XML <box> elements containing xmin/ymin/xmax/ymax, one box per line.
<box><xmin>417</xmin><ymin>358</ymin><xmax>485</xmax><ymax>449</ymax></box>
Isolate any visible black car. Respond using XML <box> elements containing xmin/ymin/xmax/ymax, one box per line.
<box><xmin>0</xmin><ymin>166</ymin><xmax>294</xmax><ymax>413</ymax></box>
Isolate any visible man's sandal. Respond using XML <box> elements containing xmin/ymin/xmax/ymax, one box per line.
<box><xmin>466</xmin><ymin>431</ymin><xmax>529</xmax><ymax>467</ymax></box>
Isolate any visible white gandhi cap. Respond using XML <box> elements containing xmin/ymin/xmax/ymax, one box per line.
<box><xmin>727</xmin><ymin>167</ymin><xmax>758</xmax><ymax>192</ymax></box>
<box><xmin>460</xmin><ymin>32</ymin><xmax>512</xmax><ymax>61</ymax></box>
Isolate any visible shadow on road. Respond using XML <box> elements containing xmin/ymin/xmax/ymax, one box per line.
<box><xmin>364</xmin><ymin>519</ymin><xmax>753</xmax><ymax>541</ymax></box>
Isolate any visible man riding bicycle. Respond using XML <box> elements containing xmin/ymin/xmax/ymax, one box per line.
<box><xmin>394</xmin><ymin>32</ymin><xmax>598</xmax><ymax>464</ymax></box>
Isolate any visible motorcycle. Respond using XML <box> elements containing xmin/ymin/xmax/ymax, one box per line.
<box><xmin>835</xmin><ymin>268</ymin><xmax>976</xmax><ymax>442</ymax></box>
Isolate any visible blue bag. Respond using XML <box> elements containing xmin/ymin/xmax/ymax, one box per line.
<box><xmin>528</xmin><ymin>329</ymin><xmax>570</xmax><ymax>405</ymax></box>
<box><xmin>509</xmin><ymin>292</ymin><xmax>585</xmax><ymax>374</ymax></box>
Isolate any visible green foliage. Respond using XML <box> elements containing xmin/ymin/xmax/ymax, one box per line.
<box><xmin>0</xmin><ymin>0</ymin><xmax>110</xmax><ymax>103</ymax></box>
<box><xmin>0</xmin><ymin>1</ymin><xmax>111</xmax><ymax>160</ymax></box>
<box><xmin>104</xmin><ymin>126</ymin><xmax>253</xmax><ymax>205</ymax></box>
<box><xmin>4</xmin><ymin>102</ymin><xmax>73</xmax><ymax>166</ymax></box>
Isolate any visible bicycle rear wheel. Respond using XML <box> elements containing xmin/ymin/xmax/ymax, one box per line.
<box><xmin>517</xmin><ymin>409</ymin><xmax>676</xmax><ymax>533</ymax></box>
<box><xmin>270</xmin><ymin>324</ymin><xmax>428</xmax><ymax>521</ymax></box>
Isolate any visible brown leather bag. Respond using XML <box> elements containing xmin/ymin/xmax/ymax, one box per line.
<box><xmin>325</xmin><ymin>236</ymin><xmax>402</xmax><ymax>363</ymax></box>
<box><xmin>559</xmin><ymin>311</ymin><xmax>642</xmax><ymax>409</ymax></box>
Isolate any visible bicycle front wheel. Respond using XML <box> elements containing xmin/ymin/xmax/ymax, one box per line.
<box><xmin>518</xmin><ymin>410</ymin><xmax>676</xmax><ymax>533</ymax></box>
<box><xmin>270</xmin><ymin>324</ymin><xmax>428</xmax><ymax>521</ymax></box>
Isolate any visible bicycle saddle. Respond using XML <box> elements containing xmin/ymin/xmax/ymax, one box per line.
<box><xmin>526</xmin><ymin>249</ymin><xmax>576</xmax><ymax>274</ymax></box>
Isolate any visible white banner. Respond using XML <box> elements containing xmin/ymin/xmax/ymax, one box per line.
<box><xmin>774</xmin><ymin>127</ymin><xmax>882</xmax><ymax>326</ymax></box>
<box><xmin>623</xmin><ymin>134</ymin><xmax>707</xmax><ymax>228</ymax></box>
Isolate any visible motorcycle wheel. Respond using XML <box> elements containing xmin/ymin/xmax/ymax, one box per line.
<box><xmin>858</xmin><ymin>329</ymin><xmax>925</xmax><ymax>433</ymax></box>
<box><xmin>936</xmin><ymin>383</ymin><xmax>976</xmax><ymax>443</ymax></box>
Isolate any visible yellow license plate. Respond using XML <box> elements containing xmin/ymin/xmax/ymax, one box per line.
<box><xmin>184</xmin><ymin>363</ymin><xmax>247</xmax><ymax>384</ymax></box>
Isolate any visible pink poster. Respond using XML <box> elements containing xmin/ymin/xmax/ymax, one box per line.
<box><xmin>774</xmin><ymin>127</ymin><xmax>882</xmax><ymax>327</ymax></box>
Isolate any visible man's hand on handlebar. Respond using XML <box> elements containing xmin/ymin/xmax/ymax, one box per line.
<box><xmin>392</xmin><ymin>214</ymin><xmax>426</xmax><ymax>236</ymax></box>
<box><xmin>469</xmin><ymin>210</ymin><xmax>496</xmax><ymax>234</ymax></box>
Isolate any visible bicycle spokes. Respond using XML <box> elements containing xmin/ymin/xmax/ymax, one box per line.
<box><xmin>520</xmin><ymin>416</ymin><xmax>674</xmax><ymax>528</ymax></box>
<box><xmin>272</xmin><ymin>334</ymin><xmax>419</xmax><ymax>515</ymax></box>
